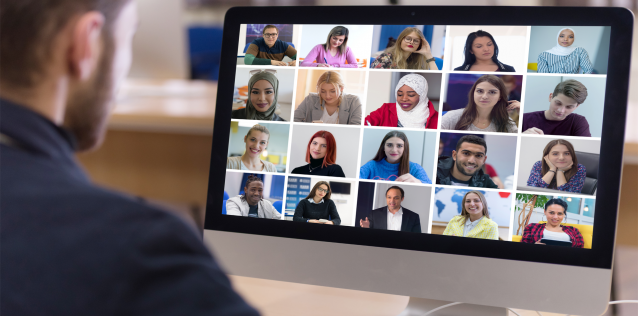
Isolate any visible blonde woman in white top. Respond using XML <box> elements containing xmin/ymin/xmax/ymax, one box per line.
<box><xmin>227</xmin><ymin>124</ymin><xmax>278</xmax><ymax>172</ymax></box>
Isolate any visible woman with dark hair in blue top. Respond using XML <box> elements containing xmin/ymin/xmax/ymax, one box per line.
<box><xmin>454</xmin><ymin>30</ymin><xmax>515</xmax><ymax>72</ymax></box>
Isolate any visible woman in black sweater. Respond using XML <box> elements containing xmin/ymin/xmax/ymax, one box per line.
<box><xmin>293</xmin><ymin>181</ymin><xmax>341</xmax><ymax>225</ymax></box>
<box><xmin>291</xmin><ymin>130</ymin><xmax>345</xmax><ymax>177</ymax></box>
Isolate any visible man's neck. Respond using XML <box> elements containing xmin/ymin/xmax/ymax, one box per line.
<box><xmin>451</xmin><ymin>162</ymin><xmax>472</xmax><ymax>181</ymax></box>
<box><xmin>543</xmin><ymin>110</ymin><xmax>558</xmax><ymax>121</ymax></box>
<box><xmin>388</xmin><ymin>206</ymin><xmax>400</xmax><ymax>214</ymax></box>
<box><xmin>0</xmin><ymin>80</ymin><xmax>67</xmax><ymax>124</ymax></box>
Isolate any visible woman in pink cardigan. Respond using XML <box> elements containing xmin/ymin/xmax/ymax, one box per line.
<box><xmin>300</xmin><ymin>26</ymin><xmax>359</xmax><ymax>68</ymax></box>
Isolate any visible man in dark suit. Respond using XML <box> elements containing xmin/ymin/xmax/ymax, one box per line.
<box><xmin>359</xmin><ymin>186</ymin><xmax>421</xmax><ymax>233</ymax></box>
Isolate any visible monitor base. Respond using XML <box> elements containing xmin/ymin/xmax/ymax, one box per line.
<box><xmin>397</xmin><ymin>297</ymin><xmax>508</xmax><ymax>316</ymax></box>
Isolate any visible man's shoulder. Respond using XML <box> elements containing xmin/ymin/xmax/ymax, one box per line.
<box><xmin>402</xmin><ymin>208</ymin><xmax>419</xmax><ymax>218</ymax></box>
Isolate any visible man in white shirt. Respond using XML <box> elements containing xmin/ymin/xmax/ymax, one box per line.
<box><xmin>359</xmin><ymin>186</ymin><xmax>421</xmax><ymax>233</ymax></box>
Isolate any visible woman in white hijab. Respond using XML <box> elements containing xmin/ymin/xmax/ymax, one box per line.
<box><xmin>364</xmin><ymin>74</ymin><xmax>439</xmax><ymax>129</ymax></box>
<box><xmin>537</xmin><ymin>28</ymin><xmax>594</xmax><ymax>74</ymax></box>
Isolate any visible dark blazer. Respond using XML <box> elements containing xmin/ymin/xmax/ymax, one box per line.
<box><xmin>368</xmin><ymin>206</ymin><xmax>421</xmax><ymax>233</ymax></box>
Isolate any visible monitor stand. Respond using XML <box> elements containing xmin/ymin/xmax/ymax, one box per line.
<box><xmin>398</xmin><ymin>297</ymin><xmax>508</xmax><ymax>316</ymax></box>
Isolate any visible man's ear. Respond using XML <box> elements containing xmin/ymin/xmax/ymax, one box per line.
<box><xmin>452</xmin><ymin>150</ymin><xmax>457</xmax><ymax>161</ymax></box>
<box><xmin>548</xmin><ymin>93</ymin><xmax>554</xmax><ymax>102</ymax></box>
<box><xmin>69</xmin><ymin>12</ymin><xmax>105</xmax><ymax>81</ymax></box>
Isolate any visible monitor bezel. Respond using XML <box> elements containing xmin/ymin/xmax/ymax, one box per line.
<box><xmin>204</xmin><ymin>5</ymin><xmax>633</xmax><ymax>270</ymax></box>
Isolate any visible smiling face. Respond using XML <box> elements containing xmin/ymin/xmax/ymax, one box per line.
<box><xmin>396</xmin><ymin>84</ymin><xmax>420</xmax><ymax>112</ymax></box>
<box><xmin>400</xmin><ymin>31</ymin><xmax>421</xmax><ymax>53</ymax></box>
<box><xmin>244</xmin><ymin>131</ymin><xmax>269</xmax><ymax>158</ymax></box>
<box><xmin>386</xmin><ymin>188</ymin><xmax>404</xmax><ymax>211</ymax></box>
<box><xmin>464</xmin><ymin>193</ymin><xmax>484</xmax><ymax>217</ymax></box>
<box><xmin>545</xmin><ymin>204</ymin><xmax>566</xmax><ymax>227</ymax></box>
<box><xmin>309</xmin><ymin>137</ymin><xmax>327</xmax><ymax>160</ymax></box>
<box><xmin>315</xmin><ymin>184</ymin><xmax>329</xmax><ymax>200</ymax></box>
<box><xmin>547</xmin><ymin>144</ymin><xmax>573</xmax><ymax>169</ymax></box>
<box><xmin>547</xmin><ymin>93</ymin><xmax>579</xmax><ymax>121</ymax></box>
<box><xmin>558</xmin><ymin>29</ymin><xmax>575</xmax><ymax>47</ymax></box>
<box><xmin>245</xmin><ymin>181</ymin><xmax>264</xmax><ymax>205</ymax></box>
<box><xmin>250</xmin><ymin>80</ymin><xmax>274</xmax><ymax>112</ymax></box>
<box><xmin>470</xmin><ymin>36</ymin><xmax>494</xmax><ymax>62</ymax></box>
<box><xmin>453</xmin><ymin>142</ymin><xmax>487</xmax><ymax>176</ymax></box>
<box><xmin>473</xmin><ymin>81</ymin><xmax>500</xmax><ymax>109</ymax></box>
<box><xmin>319</xmin><ymin>82</ymin><xmax>340</xmax><ymax>106</ymax></box>
<box><xmin>384</xmin><ymin>137</ymin><xmax>405</xmax><ymax>164</ymax></box>
<box><xmin>263</xmin><ymin>27</ymin><xmax>278</xmax><ymax>47</ymax></box>
<box><xmin>330</xmin><ymin>35</ymin><xmax>346</xmax><ymax>49</ymax></box>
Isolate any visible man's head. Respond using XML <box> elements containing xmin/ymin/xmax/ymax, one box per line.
<box><xmin>452</xmin><ymin>135</ymin><xmax>487</xmax><ymax>177</ymax></box>
<box><xmin>546</xmin><ymin>79</ymin><xmax>587</xmax><ymax>121</ymax></box>
<box><xmin>243</xmin><ymin>175</ymin><xmax>264</xmax><ymax>206</ymax></box>
<box><xmin>0</xmin><ymin>0</ymin><xmax>137</xmax><ymax>151</ymax></box>
<box><xmin>385</xmin><ymin>186</ymin><xmax>404</xmax><ymax>211</ymax></box>
<box><xmin>262</xmin><ymin>25</ymin><xmax>279</xmax><ymax>47</ymax></box>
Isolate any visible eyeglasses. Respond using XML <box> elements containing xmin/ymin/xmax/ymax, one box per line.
<box><xmin>403</xmin><ymin>36</ymin><xmax>421</xmax><ymax>45</ymax></box>
<box><xmin>249</xmin><ymin>69</ymin><xmax>277</xmax><ymax>77</ymax></box>
<box><xmin>317</xmin><ymin>188</ymin><xmax>328</xmax><ymax>193</ymax></box>
<box><xmin>263</xmin><ymin>33</ymin><xmax>278</xmax><ymax>38</ymax></box>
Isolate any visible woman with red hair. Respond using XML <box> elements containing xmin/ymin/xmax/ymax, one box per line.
<box><xmin>291</xmin><ymin>130</ymin><xmax>345</xmax><ymax>177</ymax></box>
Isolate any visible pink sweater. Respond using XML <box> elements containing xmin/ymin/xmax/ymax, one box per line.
<box><xmin>300</xmin><ymin>44</ymin><xmax>358</xmax><ymax>68</ymax></box>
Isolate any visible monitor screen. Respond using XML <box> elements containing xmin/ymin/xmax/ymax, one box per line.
<box><xmin>208</xmin><ymin>19</ymin><xmax>620</xmax><ymax>269</ymax></box>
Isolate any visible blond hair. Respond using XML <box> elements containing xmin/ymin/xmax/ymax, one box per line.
<box><xmin>246</xmin><ymin>124</ymin><xmax>270</xmax><ymax>140</ymax></box>
<box><xmin>316</xmin><ymin>71</ymin><xmax>345</xmax><ymax>106</ymax></box>
<box><xmin>385</xmin><ymin>27</ymin><xmax>429</xmax><ymax>70</ymax></box>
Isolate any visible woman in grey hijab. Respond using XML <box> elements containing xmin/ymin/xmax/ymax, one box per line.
<box><xmin>232</xmin><ymin>70</ymin><xmax>286</xmax><ymax>121</ymax></box>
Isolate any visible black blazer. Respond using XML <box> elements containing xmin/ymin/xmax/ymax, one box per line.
<box><xmin>368</xmin><ymin>206</ymin><xmax>421</xmax><ymax>233</ymax></box>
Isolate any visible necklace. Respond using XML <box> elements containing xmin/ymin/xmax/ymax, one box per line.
<box><xmin>309</xmin><ymin>164</ymin><xmax>321</xmax><ymax>173</ymax></box>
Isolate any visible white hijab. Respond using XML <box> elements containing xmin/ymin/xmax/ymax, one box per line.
<box><xmin>545</xmin><ymin>28</ymin><xmax>577</xmax><ymax>56</ymax></box>
<box><xmin>395</xmin><ymin>74</ymin><xmax>430</xmax><ymax>128</ymax></box>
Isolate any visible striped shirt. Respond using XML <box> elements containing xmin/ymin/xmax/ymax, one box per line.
<box><xmin>537</xmin><ymin>47</ymin><xmax>593</xmax><ymax>74</ymax></box>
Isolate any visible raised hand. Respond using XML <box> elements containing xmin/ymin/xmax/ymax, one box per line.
<box><xmin>416</xmin><ymin>38</ymin><xmax>433</xmax><ymax>59</ymax></box>
<box><xmin>506</xmin><ymin>100</ymin><xmax>520</xmax><ymax>111</ymax></box>
<box><xmin>360</xmin><ymin>217</ymin><xmax>370</xmax><ymax>228</ymax></box>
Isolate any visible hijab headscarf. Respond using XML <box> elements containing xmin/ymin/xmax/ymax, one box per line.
<box><xmin>395</xmin><ymin>74</ymin><xmax>430</xmax><ymax>128</ymax></box>
<box><xmin>246</xmin><ymin>71</ymin><xmax>279</xmax><ymax>121</ymax></box>
<box><xmin>545</xmin><ymin>28</ymin><xmax>577</xmax><ymax>56</ymax></box>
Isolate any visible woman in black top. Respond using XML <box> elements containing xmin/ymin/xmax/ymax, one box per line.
<box><xmin>293</xmin><ymin>181</ymin><xmax>341</xmax><ymax>225</ymax></box>
<box><xmin>453</xmin><ymin>30</ymin><xmax>515</xmax><ymax>72</ymax></box>
<box><xmin>291</xmin><ymin>130</ymin><xmax>345</xmax><ymax>177</ymax></box>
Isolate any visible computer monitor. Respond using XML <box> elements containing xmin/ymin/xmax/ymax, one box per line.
<box><xmin>203</xmin><ymin>6</ymin><xmax>632</xmax><ymax>315</ymax></box>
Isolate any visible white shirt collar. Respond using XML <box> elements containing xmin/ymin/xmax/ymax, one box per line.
<box><xmin>387</xmin><ymin>207</ymin><xmax>403</xmax><ymax>216</ymax></box>
<box><xmin>308</xmin><ymin>198</ymin><xmax>324</xmax><ymax>204</ymax></box>
<box><xmin>465</xmin><ymin>216</ymin><xmax>483</xmax><ymax>227</ymax></box>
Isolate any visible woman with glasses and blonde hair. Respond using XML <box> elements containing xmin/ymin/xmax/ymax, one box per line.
<box><xmin>293</xmin><ymin>181</ymin><xmax>341</xmax><ymax>225</ymax></box>
<box><xmin>442</xmin><ymin>191</ymin><xmax>499</xmax><ymax>240</ymax></box>
<box><xmin>370</xmin><ymin>27</ymin><xmax>438</xmax><ymax>70</ymax></box>
<box><xmin>293</xmin><ymin>71</ymin><xmax>362</xmax><ymax>125</ymax></box>
<box><xmin>300</xmin><ymin>26</ymin><xmax>359</xmax><ymax>68</ymax></box>
<box><xmin>231</xmin><ymin>69</ymin><xmax>286</xmax><ymax>121</ymax></box>
<box><xmin>227</xmin><ymin>124</ymin><xmax>278</xmax><ymax>172</ymax></box>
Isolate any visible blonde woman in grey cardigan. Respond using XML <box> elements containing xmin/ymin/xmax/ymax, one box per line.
<box><xmin>227</xmin><ymin>124</ymin><xmax>278</xmax><ymax>172</ymax></box>
<box><xmin>226</xmin><ymin>175</ymin><xmax>281</xmax><ymax>219</ymax></box>
<box><xmin>293</xmin><ymin>70</ymin><xmax>362</xmax><ymax>125</ymax></box>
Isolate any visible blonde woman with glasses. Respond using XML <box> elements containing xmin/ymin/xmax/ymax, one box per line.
<box><xmin>371</xmin><ymin>27</ymin><xmax>438</xmax><ymax>70</ymax></box>
<box><xmin>293</xmin><ymin>70</ymin><xmax>362</xmax><ymax>125</ymax></box>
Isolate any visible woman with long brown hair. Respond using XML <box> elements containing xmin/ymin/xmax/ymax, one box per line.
<box><xmin>442</xmin><ymin>191</ymin><xmax>499</xmax><ymax>240</ymax></box>
<box><xmin>370</xmin><ymin>27</ymin><xmax>438</xmax><ymax>70</ymax></box>
<box><xmin>441</xmin><ymin>75</ymin><xmax>518</xmax><ymax>133</ymax></box>
<box><xmin>526</xmin><ymin>139</ymin><xmax>586</xmax><ymax>193</ymax></box>
<box><xmin>359</xmin><ymin>130</ymin><xmax>431</xmax><ymax>183</ymax></box>
<box><xmin>292</xmin><ymin>181</ymin><xmax>341</xmax><ymax>225</ymax></box>
<box><xmin>300</xmin><ymin>26</ymin><xmax>359</xmax><ymax>68</ymax></box>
